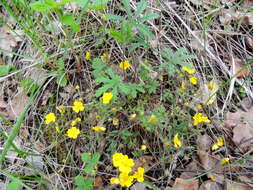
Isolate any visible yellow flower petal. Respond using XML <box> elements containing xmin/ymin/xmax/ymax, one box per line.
<box><xmin>66</xmin><ymin>127</ymin><xmax>80</xmax><ymax>139</ymax></box>
<box><xmin>211</xmin><ymin>144</ymin><xmax>219</xmax><ymax>151</ymax></box>
<box><xmin>72</xmin><ymin>100</ymin><xmax>85</xmax><ymax>113</ymax></box>
<box><xmin>193</xmin><ymin>113</ymin><xmax>210</xmax><ymax>126</ymax></box>
<box><xmin>103</xmin><ymin>92</ymin><xmax>113</xmax><ymax>104</ymax></box>
<box><xmin>217</xmin><ymin>137</ymin><xmax>224</xmax><ymax>147</ymax></box>
<box><xmin>92</xmin><ymin>126</ymin><xmax>106</xmax><ymax>132</ymax></box>
<box><xmin>182</xmin><ymin>66</ymin><xmax>196</xmax><ymax>74</ymax></box>
<box><xmin>141</xmin><ymin>145</ymin><xmax>147</xmax><ymax>151</ymax></box>
<box><xmin>148</xmin><ymin>114</ymin><xmax>157</xmax><ymax>123</ymax></box>
<box><xmin>173</xmin><ymin>133</ymin><xmax>182</xmax><ymax>148</ymax></box>
<box><xmin>119</xmin><ymin>60</ymin><xmax>131</xmax><ymax>70</ymax></box>
<box><xmin>220</xmin><ymin>158</ymin><xmax>230</xmax><ymax>165</ymax></box>
<box><xmin>110</xmin><ymin>177</ymin><xmax>120</xmax><ymax>185</ymax></box>
<box><xmin>189</xmin><ymin>76</ymin><xmax>198</xmax><ymax>85</ymax></box>
<box><xmin>85</xmin><ymin>51</ymin><xmax>91</xmax><ymax>60</ymax></box>
<box><xmin>45</xmin><ymin>112</ymin><xmax>56</xmax><ymax>124</ymax></box>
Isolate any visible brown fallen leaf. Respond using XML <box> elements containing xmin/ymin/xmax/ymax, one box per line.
<box><xmin>226</xmin><ymin>181</ymin><xmax>253</xmax><ymax>190</ymax></box>
<box><xmin>246</xmin><ymin>37</ymin><xmax>253</xmax><ymax>50</ymax></box>
<box><xmin>199</xmin><ymin>180</ymin><xmax>223</xmax><ymax>190</ymax></box>
<box><xmin>0</xmin><ymin>26</ymin><xmax>22</xmax><ymax>57</ymax></box>
<box><xmin>231</xmin><ymin>56</ymin><xmax>249</xmax><ymax>78</ymax></box>
<box><xmin>197</xmin><ymin>134</ymin><xmax>212</xmax><ymax>152</ymax></box>
<box><xmin>172</xmin><ymin>178</ymin><xmax>199</xmax><ymax>190</ymax></box>
<box><xmin>233</xmin><ymin>123</ymin><xmax>253</xmax><ymax>151</ymax></box>
<box><xmin>134</xmin><ymin>155</ymin><xmax>155</xmax><ymax>171</ymax></box>
<box><xmin>6</xmin><ymin>89</ymin><xmax>28</xmax><ymax>120</ymax></box>
<box><xmin>94</xmin><ymin>176</ymin><xmax>103</xmax><ymax>190</ymax></box>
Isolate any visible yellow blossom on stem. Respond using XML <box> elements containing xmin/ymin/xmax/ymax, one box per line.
<box><xmin>112</xmin><ymin>118</ymin><xmax>119</xmax><ymax>126</ymax></box>
<box><xmin>45</xmin><ymin>112</ymin><xmax>56</xmax><ymax>124</ymax></box>
<box><xmin>217</xmin><ymin>137</ymin><xmax>224</xmax><ymax>147</ymax></box>
<box><xmin>197</xmin><ymin>105</ymin><xmax>203</xmax><ymax>110</ymax></box>
<box><xmin>119</xmin><ymin>60</ymin><xmax>131</xmax><ymax>70</ymax></box>
<box><xmin>56</xmin><ymin>106</ymin><xmax>65</xmax><ymax>114</ymax></box>
<box><xmin>110</xmin><ymin>177</ymin><xmax>120</xmax><ymax>185</ymax></box>
<box><xmin>103</xmin><ymin>92</ymin><xmax>113</xmax><ymax>104</ymax></box>
<box><xmin>181</xmin><ymin>81</ymin><xmax>185</xmax><ymax>90</ymax></box>
<box><xmin>92</xmin><ymin>126</ymin><xmax>106</xmax><ymax>132</ymax></box>
<box><xmin>193</xmin><ymin>113</ymin><xmax>210</xmax><ymax>126</ymax></box>
<box><xmin>182</xmin><ymin>66</ymin><xmax>196</xmax><ymax>74</ymax></box>
<box><xmin>85</xmin><ymin>51</ymin><xmax>91</xmax><ymax>60</ymax></box>
<box><xmin>148</xmin><ymin>114</ymin><xmax>157</xmax><ymax>123</ymax></box>
<box><xmin>101</xmin><ymin>52</ymin><xmax>109</xmax><ymax>62</ymax></box>
<box><xmin>119</xmin><ymin>172</ymin><xmax>134</xmax><ymax>187</ymax></box>
<box><xmin>112</xmin><ymin>153</ymin><xmax>135</xmax><ymax>174</ymax></box>
<box><xmin>72</xmin><ymin>100</ymin><xmax>85</xmax><ymax>113</ymax></box>
<box><xmin>208</xmin><ymin>80</ymin><xmax>217</xmax><ymax>90</ymax></box>
<box><xmin>66</xmin><ymin>127</ymin><xmax>80</xmax><ymax>139</ymax></box>
<box><xmin>173</xmin><ymin>133</ymin><xmax>182</xmax><ymax>148</ymax></box>
<box><xmin>75</xmin><ymin>85</ymin><xmax>80</xmax><ymax>90</ymax></box>
<box><xmin>141</xmin><ymin>145</ymin><xmax>147</xmax><ymax>151</ymax></box>
<box><xmin>71</xmin><ymin>117</ymin><xmax>81</xmax><ymax>127</ymax></box>
<box><xmin>220</xmin><ymin>158</ymin><xmax>230</xmax><ymax>165</ymax></box>
<box><xmin>133</xmin><ymin>167</ymin><xmax>145</xmax><ymax>182</ymax></box>
<box><xmin>189</xmin><ymin>76</ymin><xmax>198</xmax><ymax>85</ymax></box>
<box><xmin>55</xmin><ymin>125</ymin><xmax>60</xmax><ymax>132</ymax></box>
<box><xmin>129</xmin><ymin>113</ymin><xmax>136</xmax><ymax>120</ymax></box>
<box><xmin>207</xmin><ymin>94</ymin><xmax>216</xmax><ymax>105</ymax></box>
<box><xmin>211</xmin><ymin>144</ymin><xmax>219</xmax><ymax>151</ymax></box>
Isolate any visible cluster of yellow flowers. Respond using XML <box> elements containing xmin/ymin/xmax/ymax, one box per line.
<box><xmin>212</xmin><ymin>137</ymin><xmax>224</xmax><ymax>151</ymax></box>
<box><xmin>110</xmin><ymin>153</ymin><xmax>144</xmax><ymax>187</ymax></box>
<box><xmin>193</xmin><ymin>113</ymin><xmax>210</xmax><ymax>126</ymax></box>
<box><xmin>181</xmin><ymin>66</ymin><xmax>198</xmax><ymax>85</ymax></box>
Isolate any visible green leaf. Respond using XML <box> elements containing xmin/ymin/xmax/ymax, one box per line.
<box><xmin>60</xmin><ymin>14</ymin><xmax>75</xmax><ymax>25</ymax></box>
<box><xmin>95</xmin><ymin>84</ymin><xmax>114</xmax><ymax>97</ymax></box>
<box><xmin>56</xmin><ymin>0</ymin><xmax>73</xmax><ymax>6</ymax></box>
<box><xmin>20</xmin><ymin>78</ymin><xmax>40</xmax><ymax>96</ymax></box>
<box><xmin>105</xmin><ymin>14</ymin><xmax>125</xmax><ymax>21</ymax></box>
<box><xmin>7</xmin><ymin>179</ymin><xmax>21</xmax><ymax>190</ymax></box>
<box><xmin>91</xmin><ymin>152</ymin><xmax>100</xmax><ymax>163</ymax></box>
<box><xmin>135</xmin><ymin>24</ymin><xmax>154</xmax><ymax>39</ymax></box>
<box><xmin>30</xmin><ymin>0</ymin><xmax>58</xmax><ymax>12</ymax></box>
<box><xmin>119</xmin><ymin>84</ymin><xmax>130</xmax><ymax>94</ymax></box>
<box><xmin>75</xmin><ymin>0</ymin><xmax>88</xmax><ymax>8</ymax></box>
<box><xmin>56</xmin><ymin>73</ymin><xmax>68</xmax><ymax>87</ymax></box>
<box><xmin>0</xmin><ymin>65</ymin><xmax>13</xmax><ymax>77</ymax></box>
<box><xmin>136</xmin><ymin>0</ymin><xmax>147</xmax><ymax>17</ymax></box>
<box><xmin>84</xmin><ymin>163</ymin><xmax>94</xmax><ymax>173</ymax></box>
<box><xmin>138</xmin><ymin>13</ymin><xmax>159</xmax><ymax>22</ymax></box>
<box><xmin>122</xmin><ymin>0</ymin><xmax>131</xmax><ymax>16</ymax></box>
<box><xmin>81</xmin><ymin>153</ymin><xmax>91</xmax><ymax>163</ymax></box>
<box><xmin>70</xmin><ymin>23</ymin><xmax>80</xmax><ymax>32</ymax></box>
<box><xmin>75</xmin><ymin>176</ymin><xmax>85</xmax><ymax>187</ymax></box>
<box><xmin>88</xmin><ymin>0</ymin><xmax>110</xmax><ymax>10</ymax></box>
<box><xmin>55</xmin><ymin>58</ymin><xmax>65</xmax><ymax>70</ymax></box>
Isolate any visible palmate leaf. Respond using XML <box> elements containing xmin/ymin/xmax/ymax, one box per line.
<box><xmin>138</xmin><ymin>13</ymin><xmax>159</xmax><ymax>22</ymax></box>
<box><xmin>136</xmin><ymin>0</ymin><xmax>147</xmax><ymax>17</ymax></box>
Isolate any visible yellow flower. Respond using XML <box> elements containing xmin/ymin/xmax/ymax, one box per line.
<box><xmin>189</xmin><ymin>76</ymin><xmax>198</xmax><ymax>85</ymax></box>
<box><xmin>193</xmin><ymin>113</ymin><xmax>210</xmax><ymax>126</ymax></box>
<box><xmin>119</xmin><ymin>60</ymin><xmax>130</xmax><ymax>70</ymax></box>
<box><xmin>119</xmin><ymin>172</ymin><xmax>134</xmax><ymax>187</ymax></box>
<box><xmin>66</xmin><ymin>127</ymin><xmax>80</xmax><ymax>139</ymax></box>
<box><xmin>182</xmin><ymin>66</ymin><xmax>196</xmax><ymax>74</ymax></box>
<box><xmin>112</xmin><ymin>118</ymin><xmax>119</xmax><ymax>126</ymax></box>
<box><xmin>110</xmin><ymin>177</ymin><xmax>120</xmax><ymax>185</ymax></box>
<box><xmin>129</xmin><ymin>113</ymin><xmax>136</xmax><ymax>120</ymax></box>
<box><xmin>133</xmin><ymin>167</ymin><xmax>145</xmax><ymax>182</ymax></box>
<box><xmin>85</xmin><ymin>51</ymin><xmax>91</xmax><ymax>60</ymax></box>
<box><xmin>220</xmin><ymin>158</ymin><xmax>230</xmax><ymax>165</ymax></box>
<box><xmin>112</xmin><ymin>153</ymin><xmax>135</xmax><ymax>174</ymax></box>
<box><xmin>101</xmin><ymin>52</ymin><xmax>109</xmax><ymax>62</ymax></box>
<box><xmin>217</xmin><ymin>137</ymin><xmax>224</xmax><ymax>147</ymax></box>
<box><xmin>71</xmin><ymin>117</ymin><xmax>81</xmax><ymax>127</ymax></box>
<box><xmin>112</xmin><ymin>153</ymin><xmax>124</xmax><ymax>167</ymax></box>
<box><xmin>72</xmin><ymin>100</ymin><xmax>85</xmax><ymax>113</ymax></box>
<box><xmin>207</xmin><ymin>94</ymin><xmax>216</xmax><ymax>105</ymax></box>
<box><xmin>92</xmin><ymin>126</ymin><xmax>106</xmax><ymax>132</ymax></box>
<box><xmin>197</xmin><ymin>105</ymin><xmax>203</xmax><ymax>110</ymax></box>
<box><xmin>45</xmin><ymin>112</ymin><xmax>56</xmax><ymax>124</ymax></box>
<box><xmin>75</xmin><ymin>85</ymin><xmax>80</xmax><ymax>90</ymax></box>
<box><xmin>148</xmin><ymin>114</ymin><xmax>157</xmax><ymax>123</ymax></box>
<box><xmin>173</xmin><ymin>133</ymin><xmax>182</xmax><ymax>148</ymax></box>
<box><xmin>55</xmin><ymin>125</ymin><xmax>60</xmax><ymax>132</ymax></box>
<box><xmin>208</xmin><ymin>80</ymin><xmax>217</xmax><ymax>90</ymax></box>
<box><xmin>211</xmin><ymin>144</ymin><xmax>219</xmax><ymax>151</ymax></box>
<box><xmin>141</xmin><ymin>145</ymin><xmax>147</xmax><ymax>151</ymax></box>
<box><xmin>103</xmin><ymin>92</ymin><xmax>113</xmax><ymax>104</ymax></box>
<box><xmin>111</xmin><ymin>107</ymin><xmax>117</xmax><ymax>113</ymax></box>
<box><xmin>181</xmin><ymin>81</ymin><xmax>185</xmax><ymax>90</ymax></box>
<box><xmin>56</xmin><ymin>106</ymin><xmax>65</xmax><ymax>114</ymax></box>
